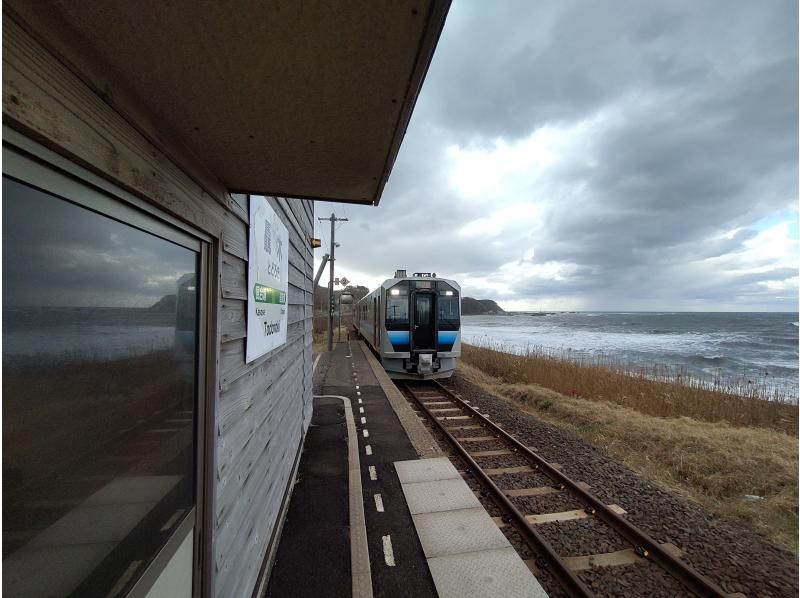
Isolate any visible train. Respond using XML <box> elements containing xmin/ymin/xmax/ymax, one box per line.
<box><xmin>354</xmin><ymin>270</ymin><xmax>461</xmax><ymax>379</ymax></box>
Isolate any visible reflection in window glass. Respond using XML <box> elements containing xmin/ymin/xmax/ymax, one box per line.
<box><xmin>385</xmin><ymin>282</ymin><xmax>409</xmax><ymax>330</ymax></box>
<box><xmin>439</xmin><ymin>297</ymin><xmax>459</xmax><ymax>320</ymax></box>
<box><xmin>2</xmin><ymin>177</ymin><xmax>198</xmax><ymax>597</ymax></box>
<box><xmin>385</xmin><ymin>297</ymin><xmax>409</xmax><ymax>326</ymax></box>
<box><xmin>437</xmin><ymin>282</ymin><xmax>460</xmax><ymax>331</ymax></box>
<box><xmin>415</xmin><ymin>295</ymin><xmax>431</xmax><ymax>325</ymax></box>
<box><xmin>438</xmin><ymin>296</ymin><xmax>460</xmax><ymax>331</ymax></box>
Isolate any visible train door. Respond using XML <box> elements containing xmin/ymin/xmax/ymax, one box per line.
<box><xmin>411</xmin><ymin>292</ymin><xmax>436</xmax><ymax>350</ymax></box>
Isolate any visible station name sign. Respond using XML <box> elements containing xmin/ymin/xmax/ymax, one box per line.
<box><xmin>246</xmin><ymin>196</ymin><xmax>289</xmax><ymax>363</ymax></box>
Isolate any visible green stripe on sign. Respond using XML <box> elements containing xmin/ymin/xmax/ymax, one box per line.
<box><xmin>253</xmin><ymin>283</ymin><xmax>286</xmax><ymax>304</ymax></box>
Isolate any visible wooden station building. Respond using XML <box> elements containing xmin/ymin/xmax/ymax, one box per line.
<box><xmin>2</xmin><ymin>2</ymin><xmax>449</xmax><ymax>597</ymax></box>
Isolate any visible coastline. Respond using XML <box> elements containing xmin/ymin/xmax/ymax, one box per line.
<box><xmin>462</xmin><ymin>311</ymin><xmax>799</xmax><ymax>402</ymax></box>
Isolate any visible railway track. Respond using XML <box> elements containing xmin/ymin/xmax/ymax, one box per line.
<box><xmin>401</xmin><ymin>380</ymin><xmax>733</xmax><ymax>598</ymax></box>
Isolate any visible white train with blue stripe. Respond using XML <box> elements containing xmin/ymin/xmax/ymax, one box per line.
<box><xmin>355</xmin><ymin>270</ymin><xmax>461</xmax><ymax>379</ymax></box>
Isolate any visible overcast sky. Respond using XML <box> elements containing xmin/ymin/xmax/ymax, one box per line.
<box><xmin>316</xmin><ymin>0</ymin><xmax>798</xmax><ymax>312</ymax></box>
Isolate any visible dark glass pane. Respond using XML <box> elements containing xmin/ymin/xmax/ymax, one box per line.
<box><xmin>386</xmin><ymin>298</ymin><xmax>409</xmax><ymax>326</ymax></box>
<box><xmin>415</xmin><ymin>295</ymin><xmax>431</xmax><ymax>325</ymax></box>
<box><xmin>385</xmin><ymin>282</ymin><xmax>409</xmax><ymax>329</ymax></box>
<box><xmin>2</xmin><ymin>177</ymin><xmax>198</xmax><ymax>597</ymax></box>
<box><xmin>439</xmin><ymin>297</ymin><xmax>459</xmax><ymax>320</ymax></box>
<box><xmin>438</xmin><ymin>296</ymin><xmax>460</xmax><ymax>331</ymax></box>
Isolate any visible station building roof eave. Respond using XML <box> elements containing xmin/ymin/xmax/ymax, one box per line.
<box><xmin>5</xmin><ymin>1</ymin><xmax>450</xmax><ymax>206</ymax></box>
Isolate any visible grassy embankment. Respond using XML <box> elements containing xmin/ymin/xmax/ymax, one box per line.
<box><xmin>460</xmin><ymin>343</ymin><xmax>799</xmax><ymax>552</ymax></box>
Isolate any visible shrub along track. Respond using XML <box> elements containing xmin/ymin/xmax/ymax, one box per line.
<box><xmin>400</xmin><ymin>376</ymin><xmax>797</xmax><ymax>597</ymax></box>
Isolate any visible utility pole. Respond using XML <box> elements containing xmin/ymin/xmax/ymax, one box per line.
<box><xmin>317</xmin><ymin>213</ymin><xmax>348</xmax><ymax>351</ymax></box>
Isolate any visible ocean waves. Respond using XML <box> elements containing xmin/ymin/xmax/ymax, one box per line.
<box><xmin>462</xmin><ymin>311</ymin><xmax>798</xmax><ymax>400</ymax></box>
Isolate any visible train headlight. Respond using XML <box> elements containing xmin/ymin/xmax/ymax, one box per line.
<box><xmin>390</xmin><ymin>289</ymin><xmax>400</xmax><ymax>296</ymax></box>
<box><xmin>445</xmin><ymin>291</ymin><xmax>453</xmax><ymax>296</ymax></box>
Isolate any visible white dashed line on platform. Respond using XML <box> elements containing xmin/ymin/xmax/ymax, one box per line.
<box><xmin>361</xmin><ymin>417</ymin><xmax>367</xmax><ymax>424</ymax></box>
<box><xmin>365</xmin><ymin>445</ymin><xmax>373</xmax><ymax>455</ymax></box>
<box><xmin>359</xmin><ymin>407</ymin><xmax>365</xmax><ymax>413</ymax></box>
<box><xmin>382</xmin><ymin>535</ymin><xmax>396</xmax><ymax>566</ymax></box>
<box><xmin>374</xmin><ymin>494</ymin><xmax>385</xmax><ymax>512</ymax></box>
<box><xmin>363</xmin><ymin>429</ymin><xmax>369</xmax><ymax>438</ymax></box>
<box><xmin>369</xmin><ymin>466</ymin><xmax>378</xmax><ymax>480</ymax></box>
<box><xmin>358</xmin><ymin>399</ymin><xmax>363</xmax><ymax>404</ymax></box>
<box><xmin>356</xmin><ymin>385</ymin><xmax>360</xmax><ymax>390</ymax></box>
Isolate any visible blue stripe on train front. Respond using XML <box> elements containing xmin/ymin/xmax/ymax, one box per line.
<box><xmin>387</xmin><ymin>331</ymin><xmax>410</xmax><ymax>347</ymax></box>
<box><xmin>438</xmin><ymin>331</ymin><xmax>457</xmax><ymax>345</ymax></box>
<box><xmin>387</xmin><ymin>330</ymin><xmax>458</xmax><ymax>350</ymax></box>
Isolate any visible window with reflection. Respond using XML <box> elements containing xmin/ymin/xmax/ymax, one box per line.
<box><xmin>414</xmin><ymin>295</ymin><xmax>431</xmax><ymax>325</ymax></box>
<box><xmin>2</xmin><ymin>176</ymin><xmax>199</xmax><ymax>597</ymax></box>
<box><xmin>437</xmin><ymin>282</ymin><xmax>460</xmax><ymax>331</ymax></box>
<box><xmin>385</xmin><ymin>281</ymin><xmax>409</xmax><ymax>330</ymax></box>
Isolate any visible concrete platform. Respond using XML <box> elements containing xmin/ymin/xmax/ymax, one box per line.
<box><xmin>268</xmin><ymin>340</ymin><xmax>548</xmax><ymax>597</ymax></box>
<box><xmin>268</xmin><ymin>340</ymin><xmax>438</xmax><ymax>597</ymax></box>
<box><xmin>395</xmin><ymin>457</ymin><xmax>548</xmax><ymax>598</ymax></box>
<box><xmin>265</xmin><ymin>396</ymin><xmax>352</xmax><ymax>597</ymax></box>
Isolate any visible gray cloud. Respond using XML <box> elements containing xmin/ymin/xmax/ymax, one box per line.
<box><xmin>316</xmin><ymin>0</ymin><xmax>798</xmax><ymax>311</ymax></box>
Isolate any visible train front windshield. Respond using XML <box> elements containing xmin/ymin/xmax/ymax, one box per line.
<box><xmin>437</xmin><ymin>282</ymin><xmax>460</xmax><ymax>331</ymax></box>
<box><xmin>385</xmin><ymin>281</ymin><xmax>410</xmax><ymax>329</ymax></box>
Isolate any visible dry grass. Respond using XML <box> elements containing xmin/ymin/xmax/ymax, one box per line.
<box><xmin>463</xmin><ymin>343</ymin><xmax>798</xmax><ymax>435</ymax></box>
<box><xmin>459</xmin><ymin>362</ymin><xmax>799</xmax><ymax>552</ymax></box>
<box><xmin>312</xmin><ymin>323</ymin><xmax>352</xmax><ymax>355</ymax></box>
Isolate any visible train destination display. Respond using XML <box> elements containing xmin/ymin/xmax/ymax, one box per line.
<box><xmin>247</xmin><ymin>196</ymin><xmax>289</xmax><ymax>362</ymax></box>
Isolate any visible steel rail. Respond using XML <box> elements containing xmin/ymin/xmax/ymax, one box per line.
<box><xmin>403</xmin><ymin>383</ymin><xmax>594</xmax><ymax>598</ymax></box>
<box><xmin>430</xmin><ymin>380</ymin><xmax>728</xmax><ymax>598</ymax></box>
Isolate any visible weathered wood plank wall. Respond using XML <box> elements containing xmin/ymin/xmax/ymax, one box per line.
<box><xmin>214</xmin><ymin>196</ymin><xmax>314</xmax><ymax>597</ymax></box>
<box><xmin>4</xmin><ymin>15</ymin><xmax>315</xmax><ymax>598</ymax></box>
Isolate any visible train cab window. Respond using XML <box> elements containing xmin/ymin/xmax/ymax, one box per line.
<box><xmin>438</xmin><ymin>282</ymin><xmax>460</xmax><ymax>331</ymax></box>
<box><xmin>2</xmin><ymin>172</ymin><xmax>202</xmax><ymax>597</ymax></box>
<box><xmin>385</xmin><ymin>281</ymin><xmax>409</xmax><ymax>330</ymax></box>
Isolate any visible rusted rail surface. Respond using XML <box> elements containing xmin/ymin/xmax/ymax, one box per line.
<box><xmin>403</xmin><ymin>380</ymin><xmax>728</xmax><ymax>598</ymax></box>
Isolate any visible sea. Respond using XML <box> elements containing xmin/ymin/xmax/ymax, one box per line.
<box><xmin>462</xmin><ymin>312</ymin><xmax>799</xmax><ymax>401</ymax></box>
<box><xmin>3</xmin><ymin>307</ymin><xmax>177</xmax><ymax>363</ymax></box>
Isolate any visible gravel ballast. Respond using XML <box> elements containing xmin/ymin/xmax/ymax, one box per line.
<box><xmin>403</xmin><ymin>374</ymin><xmax>798</xmax><ymax>597</ymax></box>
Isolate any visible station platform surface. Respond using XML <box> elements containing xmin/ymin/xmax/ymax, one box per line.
<box><xmin>266</xmin><ymin>339</ymin><xmax>546</xmax><ymax>597</ymax></box>
<box><xmin>395</xmin><ymin>457</ymin><xmax>547</xmax><ymax>598</ymax></box>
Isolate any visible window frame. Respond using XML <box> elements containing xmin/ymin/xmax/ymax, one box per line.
<box><xmin>2</xmin><ymin>126</ymin><xmax>216</xmax><ymax>598</ymax></box>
